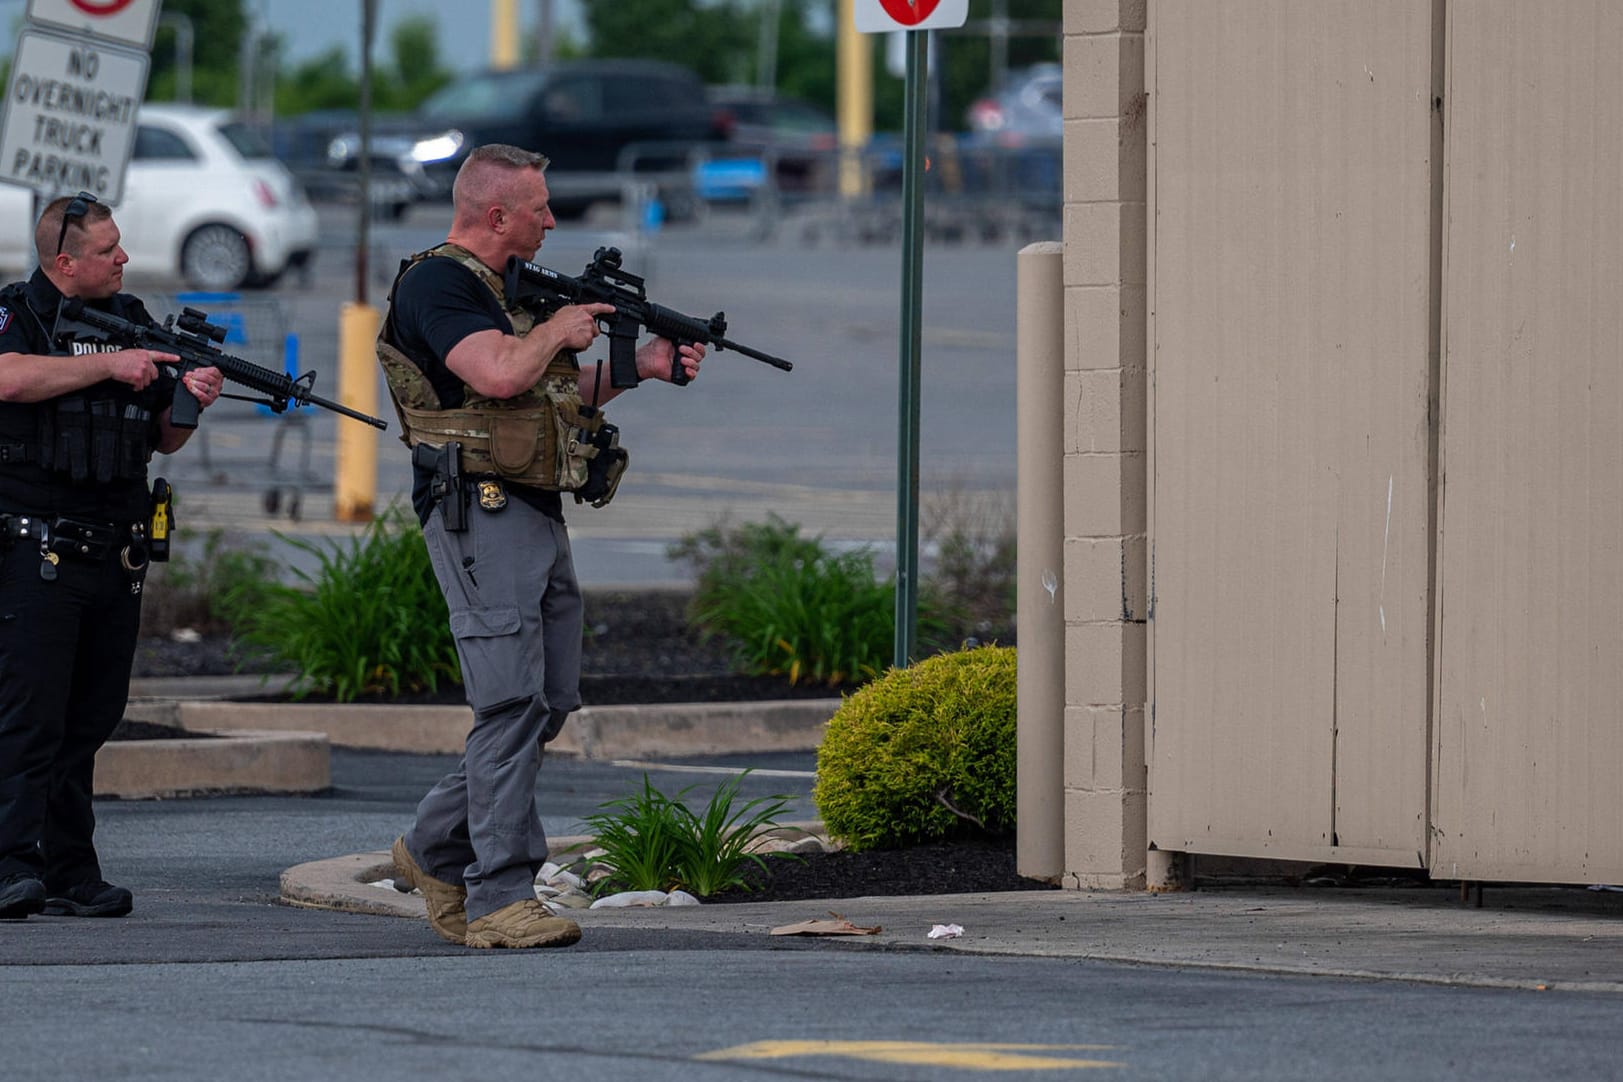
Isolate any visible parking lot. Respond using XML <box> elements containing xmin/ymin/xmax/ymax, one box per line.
<box><xmin>124</xmin><ymin>194</ymin><xmax>1043</xmax><ymax>584</ymax></box>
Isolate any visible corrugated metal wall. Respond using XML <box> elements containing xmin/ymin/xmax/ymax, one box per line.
<box><xmin>1147</xmin><ymin>0</ymin><xmax>1437</xmax><ymax>867</ymax></box>
<box><xmin>1431</xmin><ymin>0</ymin><xmax>1623</xmax><ymax>882</ymax></box>
<box><xmin>1142</xmin><ymin>0</ymin><xmax>1623</xmax><ymax>883</ymax></box>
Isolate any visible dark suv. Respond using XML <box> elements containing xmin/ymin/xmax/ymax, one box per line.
<box><xmin>329</xmin><ymin>59</ymin><xmax>729</xmax><ymax>217</ymax></box>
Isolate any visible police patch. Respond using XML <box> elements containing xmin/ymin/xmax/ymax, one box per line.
<box><xmin>0</xmin><ymin>307</ymin><xmax>11</xmax><ymax>334</ymax></box>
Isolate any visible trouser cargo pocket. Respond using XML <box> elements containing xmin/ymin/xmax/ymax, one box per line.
<box><xmin>448</xmin><ymin>605</ymin><xmax>529</xmax><ymax>716</ymax></box>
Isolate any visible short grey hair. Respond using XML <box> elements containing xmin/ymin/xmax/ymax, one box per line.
<box><xmin>451</xmin><ymin>144</ymin><xmax>551</xmax><ymax>212</ymax></box>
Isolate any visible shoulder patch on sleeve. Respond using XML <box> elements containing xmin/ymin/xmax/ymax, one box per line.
<box><xmin>0</xmin><ymin>307</ymin><xmax>12</xmax><ymax>334</ymax></box>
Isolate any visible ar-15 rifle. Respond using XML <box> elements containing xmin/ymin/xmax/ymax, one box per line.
<box><xmin>53</xmin><ymin>299</ymin><xmax>389</xmax><ymax>431</ymax></box>
<box><xmin>503</xmin><ymin>247</ymin><xmax>794</xmax><ymax>389</ymax></box>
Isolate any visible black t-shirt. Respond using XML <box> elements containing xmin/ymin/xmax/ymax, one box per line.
<box><xmin>388</xmin><ymin>255</ymin><xmax>564</xmax><ymax>525</ymax></box>
<box><xmin>0</xmin><ymin>269</ymin><xmax>174</xmax><ymax>520</ymax></box>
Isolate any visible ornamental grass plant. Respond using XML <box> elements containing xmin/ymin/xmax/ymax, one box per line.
<box><xmin>229</xmin><ymin>507</ymin><xmax>460</xmax><ymax>702</ymax></box>
<box><xmin>671</xmin><ymin>514</ymin><xmax>944</xmax><ymax>686</ymax></box>
<box><xmin>581</xmin><ymin>771</ymin><xmax>800</xmax><ymax>898</ymax></box>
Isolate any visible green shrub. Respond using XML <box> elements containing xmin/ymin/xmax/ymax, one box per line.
<box><xmin>668</xmin><ymin>512</ymin><xmax>824</xmax><ymax>602</ymax></box>
<box><xmin>230</xmin><ymin>507</ymin><xmax>460</xmax><ymax>701</ymax></box>
<box><xmin>671</xmin><ymin>514</ymin><xmax>946</xmax><ymax>686</ymax></box>
<box><xmin>814</xmin><ymin>645</ymin><xmax>1017</xmax><ymax>851</ymax></box>
<box><xmin>581</xmin><ymin>771</ymin><xmax>799</xmax><ymax>897</ymax></box>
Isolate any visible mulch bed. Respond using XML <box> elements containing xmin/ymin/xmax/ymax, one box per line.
<box><xmin>704</xmin><ymin>837</ymin><xmax>1060</xmax><ymax>904</ymax></box>
<box><xmin>124</xmin><ymin>588</ymin><xmax>1047</xmax><ymax>900</ymax></box>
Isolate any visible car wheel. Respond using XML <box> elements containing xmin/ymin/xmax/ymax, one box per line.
<box><xmin>180</xmin><ymin>224</ymin><xmax>254</xmax><ymax>291</ymax></box>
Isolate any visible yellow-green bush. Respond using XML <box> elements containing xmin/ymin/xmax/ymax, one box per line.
<box><xmin>813</xmin><ymin>646</ymin><xmax>1017</xmax><ymax>851</ymax></box>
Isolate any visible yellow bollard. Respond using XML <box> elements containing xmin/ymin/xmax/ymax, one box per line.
<box><xmin>490</xmin><ymin>0</ymin><xmax>520</xmax><ymax>70</ymax></box>
<box><xmin>334</xmin><ymin>302</ymin><xmax>380</xmax><ymax>523</ymax></box>
<box><xmin>836</xmin><ymin>0</ymin><xmax>874</xmax><ymax>199</ymax></box>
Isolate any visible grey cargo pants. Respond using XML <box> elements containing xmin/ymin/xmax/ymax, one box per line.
<box><xmin>405</xmin><ymin>497</ymin><xmax>583</xmax><ymax>922</ymax></box>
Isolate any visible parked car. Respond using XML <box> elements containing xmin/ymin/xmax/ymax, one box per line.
<box><xmin>0</xmin><ymin>104</ymin><xmax>319</xmax><ymax>291</ymax></box>
<box><xmin>705</xmin><ymin>85</ymin><xmax>838</xmax><ymax>195</ymax></box>
<box><xmin>965</xmin><ymin>62</ymin><xmax>1063</xmax><ymax>144</ymax></box>
<box><xmin>264</xmin><ymin>108</ymin><xmax>432</xmax><ymax>220</ymax></box>
<box><xmin>326</xmin><ymin>59</ymin><xmax>731</xmax><ymax>218</ymax></box>
<box><xmin>962</xmin><ymin>64</ymin><xmax>1063</xmax><ymax>204</ymax></box>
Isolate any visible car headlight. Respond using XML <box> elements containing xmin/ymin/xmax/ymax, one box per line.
<box><xmin>326</xmin><ymin>134</ymin><xmax>357</xmax><ymax>167</ymax></box>
<box><xmin>411</xmin><ymin>131</ymin><xmax>464</xmax><ymax>164</ymax></box>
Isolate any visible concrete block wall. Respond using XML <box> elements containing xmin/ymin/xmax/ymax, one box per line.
<box><xmin>1060</xmin><ymin>0</ymin><xmax>1148</xmax><ymax>889</ymax></box>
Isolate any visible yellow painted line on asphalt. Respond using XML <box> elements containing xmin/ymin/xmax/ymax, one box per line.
<box><xmin>696</xmin><ymin>1040</ymin><xmax>1123</xmax><ymax>1071</ymax></box>
<box><xmin>610</xmin><ymin>760</ymin><xmax>817</xmax><ymax>779</ymax></box>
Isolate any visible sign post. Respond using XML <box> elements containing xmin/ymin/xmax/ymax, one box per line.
<box><xmin>853</xmin><ymin>0</ymin><xmax>968</xmax><ymax>669</ymax></box>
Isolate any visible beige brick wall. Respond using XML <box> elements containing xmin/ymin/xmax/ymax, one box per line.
<box><xmin>1060</xmin><ymin>1</ymin><xmax>1148</xmax><ymax>889</ymax></box>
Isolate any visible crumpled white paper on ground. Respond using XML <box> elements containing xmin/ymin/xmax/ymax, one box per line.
<box><xmin>927</xmin><ymin>923</ymin><xmax>965</xmax><ymax>939</ymax></box>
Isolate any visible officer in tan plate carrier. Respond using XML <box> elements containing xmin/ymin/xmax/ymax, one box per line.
<box><xmin>379</xmin><ymin>144</ymin><xmax>704</xmax><ymax>949</ymax></box>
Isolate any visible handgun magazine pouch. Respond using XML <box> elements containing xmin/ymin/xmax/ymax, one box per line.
<box><xmin>377</xmin><ymin>242</ymin><xmax>628</xmax><ymax>503</ymax></box>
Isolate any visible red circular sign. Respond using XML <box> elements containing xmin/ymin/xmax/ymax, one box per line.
<box><xmin>878</xmin><ymin>0</ymin><xmax>941</xmax><ymax>25</ymax></box>
<box><xmin>68</xmin><ymin>0</ymin><xmax>137</xmax><ymax>15</ymax></box>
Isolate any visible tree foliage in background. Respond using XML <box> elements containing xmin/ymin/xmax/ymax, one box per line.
<box><xmin>270</xmin><ymin>16</ymin><xmax>453</xmax><ymax>116</ymax></box>
<box><xmin>131</xmin><ymin>0</ymin><xmax>1059</xmax><ymax>131</ymax></box>
<box><xmin>147</xmin><ymin>0</ymin><xmax>249</xmax><ymax>105</ymax></box>
<box><xmin>581</xmin><ymin>0</ymin><xmax>756</xmax><ymax>86</ymax></box>
<box><xmin>718</xmin><ymin>0</ymin><xmax>1060</xmax><ymax>132</ymax></box>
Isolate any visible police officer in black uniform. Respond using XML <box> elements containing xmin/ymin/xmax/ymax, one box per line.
<box><xmin>0</xmin><ymin>192</ymin><xmax>222</xmax><ymax>920</ymax></box>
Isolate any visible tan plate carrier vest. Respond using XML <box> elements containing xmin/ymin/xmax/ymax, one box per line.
<box><xmin>376</xmin><ymin>243</ymin><xmax>626</xmax><ymax>502</ymax></box>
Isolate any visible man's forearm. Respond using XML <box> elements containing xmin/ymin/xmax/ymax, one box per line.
<box><xmin>0</xmin><ymin>352</ymin><xmax>110</xmax><ymax>403</ymax></box>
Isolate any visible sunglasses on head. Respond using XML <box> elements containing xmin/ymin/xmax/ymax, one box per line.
<box><xmin>56</xmin><ymin>191</ymin><xmax>98</xmax><ymax>256</ymax></box>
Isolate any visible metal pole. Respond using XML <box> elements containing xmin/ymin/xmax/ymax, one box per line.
<box><xmin>356</xmin><ymin>0</ymin><xmax>376</xmax><ymax>306</ymax></box>
<box><xmin>536</xmin><ymin>0</ymin><xmax>556</xmax><ymax>64</ymax></box>
<box><xmin>894</xmin><ymin>29</ymin><xmax>927</xmax><ymax>669</ymax></box>
<box><xmin>160</xmin><ymin>12</ymin><xmax>194</xmax><ymax>104</ymax></box>
<box><xmin>757</xmin><ymin>0</ymin><xmax>782</xmax><ymax>90</ymax></box>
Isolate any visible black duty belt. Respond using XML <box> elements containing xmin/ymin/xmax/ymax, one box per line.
<box><xmin>0</xmin><ymin>440</ymin><xmax>34</xmax><ymax>465</ymax></box>
<box><xmin>0</xmin><ymin>513</ymin><xmax>134</xmax><ymax>562</ymax></box>
<box><xmin>46</xmin><ymin>517</ymin><xmax>125</xmax><ymax>561</ymax></box>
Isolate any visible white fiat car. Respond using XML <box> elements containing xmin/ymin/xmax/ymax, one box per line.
<box><xmin>0</xmin><ymin>104</ymin><xmax>319</xmax><ymax>291</ymax></box>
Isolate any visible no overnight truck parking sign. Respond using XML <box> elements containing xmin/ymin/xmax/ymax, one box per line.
<box><xmin>0</xmin><ymin>0</ymin><xmax>158</xmax><ymax>202</ymax></box>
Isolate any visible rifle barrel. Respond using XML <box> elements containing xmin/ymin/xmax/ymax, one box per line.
<box><xmin>301</xmin><ymin>390</ymin><xmax>389</xmax><ymax>429</ymax></box>
<box><xmin>716</xmin><ymin>336</ymin><xmax>794</xmax><ymax>372</ymax></box>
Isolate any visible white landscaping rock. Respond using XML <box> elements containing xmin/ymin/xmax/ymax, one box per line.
<box><xmin>591</xmin><ymin>890</ymin><xmax>672</xmax><ymax>908</ymax></box>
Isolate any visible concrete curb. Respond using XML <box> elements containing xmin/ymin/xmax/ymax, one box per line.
<box><xmin>95</xmin><ymin>729</ymin><xmax>331</xmax><ymax>799</ymax></box>
<box><xmin>127</xmin><ymin>697</ymin><xmax>840</xmax><ymax>758</ymax></box>
<box><xmin>113</xmin><ymin>674</ymin><xmax>835</xmax><ymax>805</ymax></box>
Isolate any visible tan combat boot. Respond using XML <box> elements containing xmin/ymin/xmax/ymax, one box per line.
<box><xmin>464</xmin><ymin>898</ymin><xmax>582</xmax><ymax>949</ymax></box>
<box><xmin>391</xmin><ymin>836</ymin><xmax>468</xmax><ymax>944</ymax></box>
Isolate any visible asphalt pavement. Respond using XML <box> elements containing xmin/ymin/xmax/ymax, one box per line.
<box><xmin>5</xmin><ymin>740</ymin><xmax>1620</xmax><ymax>992</ymax></box>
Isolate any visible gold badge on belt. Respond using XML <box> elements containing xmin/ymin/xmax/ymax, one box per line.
<box><xmin>476</xmin><ymin>479</ymin><xmax>508</xmax><ymax>512</ymax></box>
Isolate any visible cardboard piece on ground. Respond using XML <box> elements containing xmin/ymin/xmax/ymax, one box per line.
<box><xmin>770</xmin><ymin>911</ymin><xmax>881</xmax><ymax>936</ymax></box>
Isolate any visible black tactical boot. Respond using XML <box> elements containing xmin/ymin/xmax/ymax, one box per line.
<box><xmin>43</xmin><ymin>880</ymin><xmax>133</xmax><ymax>918</ymax></box>
<box><xmin>0</xmin><ymin>873</ymin><xmax>47</xmax><ymax>919</ymax></box>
